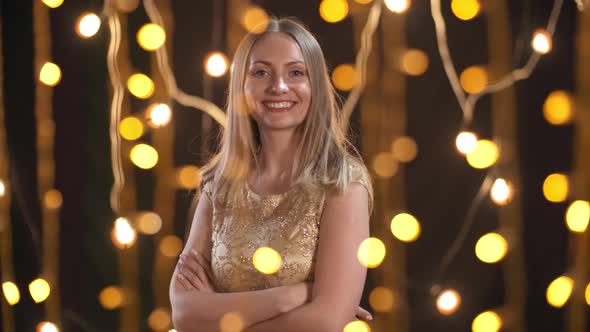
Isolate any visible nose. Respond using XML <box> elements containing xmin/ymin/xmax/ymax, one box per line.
<box><xmin>270</xmin><ymin>75</ymin><xmax>288</xmax><ymax>94</ymax></box>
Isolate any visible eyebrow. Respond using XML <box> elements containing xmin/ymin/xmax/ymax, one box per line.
<box><xmin>251</xmin><ymin>60</ymin><xmax>305</xmax><ymax>66</ymax></box>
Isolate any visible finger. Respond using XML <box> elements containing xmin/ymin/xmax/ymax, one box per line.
<box><xmin>190</xmin><ymin>249</ymin><xmax>216</xmax><ymax>283</ymax></box>
<box><xmin>178</xmin><ymin>262</ymin><xmax>206</xmax><ymax>291</ymax></box>
<box><xmin>180</xmin><ymin>256</ymin><xmax>214</xmax><ymax>291</ymax></box>
<box><xmin>356</xmin><ymin>306</ymin><xmax>373</xmax><ymax>321</ymax></box>
<box><xmin>176</xmin><ymin>273</ymin><xmax>191</xmax><ymax>290</ymax></box>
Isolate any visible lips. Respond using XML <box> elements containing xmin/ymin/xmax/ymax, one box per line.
<box><xmin>263</xmin><ymin>101</ymin><xmax>296</xmax><ymax>112</ymax></box>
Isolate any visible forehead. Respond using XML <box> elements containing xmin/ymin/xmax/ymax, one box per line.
<box><xmin>248</xmin><ymin>32</ymin><xmax>305</xmax><ymax>64</ymax></box>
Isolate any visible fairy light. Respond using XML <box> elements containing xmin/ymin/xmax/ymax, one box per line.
<box><xmin>390</xmin><ymin>213</ymin><xmax>421</xmax><ymax>242</ymax></box>
<box><xmin>319</xmin><ymin>0</ymin><xmax>349</xmax><ymax>23</ymax></box>
<box><xmin>475</xmin><ymin>233</ymin><xmax>508</xmax><ymax>264</ymax></box>
<box><xmin>137</xmin><ymin>23</ymin><xmax>166</xmax><ymax>51</ymax></box>
<box><xmin>0</xmin><ymin>179</ymin><xmax>6</xmax><ymax>197</ymax></box>
<box><xmin>41</xmin><ymin>0</ymin><xmax>64</xmax><ymax>9</ymax></box>
<box><xmin>451</xmin><ymin>0</ymin><xmax>480</xmax><ymax>21</ymax></box>
<box><xmin>357</xmin><ymin>237</ymin><xmax>386</xmax><ymax>268</ymax></box>
<box><xmin>546</xmin><ymin>275</ymin><xmax>573</xmax><ymax>307</ymax></box>
<box><xmin>252</xmin><ymin>247</ymin><xmax>282</xmax><ymax>274</ymax></box>
<box><xmin>76</xmin><ymin>12</ymin><xmax>101</xmax><ymax>39</ymax></box>
<box><xmin>242</xmin><ymin>6</ymin><xmax>269</xmax><ymax>33</ymax></box>
<box><xmin>372</xmin><ymin>152</ymin><xmax>399</xmax><ymax>178</ymax></box>
<box><xmin>565</xmin><ymin>200</ymin><xmax>590</xmax><ymax>233</ymax></box>
<box><xmin>205</xmin><ymin>52</ymin><xmax>229</xmax><ymax>78</ymax></box>
<box><xmin>137</xmin><ymin>211</ymin><xmax>162</xmax><ymax>235</ymax></box>
<box><xmin>220</xmin><ymin>312</ymin><xmax>244</xmax><ymax>332</ymax></box>
<box><xmin>542</xmin><ymin>173</ymin><xmax>569</xmax><ymax>202</ymax></box>
<box><xmin>37</xmin><ymin>322</ymin><xmax>59</xmax><ymax>332</ymax></box>
<box><xmin>436</xmin><ymin>289</ymin><xmax>461</xmax><ymax>315</ymax></box>
<box><xmin>490</xmin><ymin>178</ymin><xmax>512</xmax><ymax>205</ymax></box>
<box><xmin>460</xmin><ymin>65</ymin><xmax>487</xmax><ymax>94</ymax></box>
<box><xmin>145</xmin><ymin>103</ymin><xmax>172</xmax><ymax>128</ymax></box>
<box><xmin>354</xmin><ymin>0</ymin><xmax>373</xmax><ymax>3</ymax></box>
<box><xmin>177</xmin><ymin>165</ymin><xmax>202</xmax><ymax>189</ymax></box>
<box><xmin>532</xmin><ymin>29</ymin><xmax>552</xmax><ymax>54</ymax></box>
<box><xmin>369</xmin><ymin>287</ymin><xmax>395</xmax><ymax>312</ymax></box>
<box><xmin>99</xmin><ymin>286</ymin><xmax>124</xmax><ymax>310</ymax></box>
<box><xmin>119</xmin><ymin>116</ymin><xmax>144</xmax><ymax>141</ymax></box>
<box><xmin>43</xmin><ymin>189</ymin><xmax>63</xmax><ymax>209</ymax></box>
<box><xmin>343</xmin><ymin>320</ymin><xmax>371</xmax><ymax>332</ymax></box>
<box><xmin>29</xmin><ymin>278</ymin><xmax>51</xmax><ymax>303</ymax></box>
<box><xmin>466</xmin><ymin>139</ymin><xmax>499</xmax><ymax>169</ymax></box>
<box><xmin>400</xmin><ymin>49</ymin><xmax>429</xmax><ymax>76</ymax></box>
<box><xmin>472</xmin><ymin>311</ymin><xmax>502</xmax><ymax>332</ymax></box>
<box><xmin>39</xmin><ymin>62</ymin><xmax>62</xmax><ymax>87</ymax></box>
<box><xmin>127</xmin><ymin>73</ymin><xmax>155</xmax><ymax>99</ymax></box>
<box><xmin>2</xmin><ymin>281</ymin><xmax>20</xmax><ymax>305</ymax></box>
<box><xmin>384</xmin><ymin>0</ymin><xmax>411</xmax><ymax>13</ymax></box>
<box><xmin>112</xmin><ymin>217</ymin><xmax>137</xmax><ymax>249</ymax></box>
<box><xmin>130</xmin><ymin>143</ymin><xmax>159</xmax><ymax>169</ymax></box>
<box><xmin>543</xmin><ymin>90</ymin><xmax>574</xmax><ymax>125</ymax></box>
<box><xmin>332</xmin><ymin>64</ymin><xmax>357</xmax><ymax>91</ymax></box>
<box><xmin>148</xmin><ymin>308</ymin><xmax>171</xmax><ymax>331</ymax></box>
<box><xmin>585</xmin><ymin>283</ymin><xmax>590</xmax><ymax>306</ymax></box>
<box><xmin>455</xmin><ymin>131</ymin><xmax>478</xmax><ymax>154</ymax></box>
<box><xmin>391</xmin><ymin>136</ymin><xmax>418</xmax><ymax>162</ymax></box>
<box><xmin>159</xmin><ymin>235</ymin><xmax>183</xmax><ymax>258</ymax></box>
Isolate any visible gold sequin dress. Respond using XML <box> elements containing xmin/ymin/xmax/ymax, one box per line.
<box><xmin>203</xmin><ymin>163</ymin><xmax>369</xmax><ymax>293</ymax></box>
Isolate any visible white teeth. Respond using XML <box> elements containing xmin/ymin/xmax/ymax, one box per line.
<box><xmin>264</xmin><ymin>101</ymin><xmax>294</xmax><ymax>109</ymax></box>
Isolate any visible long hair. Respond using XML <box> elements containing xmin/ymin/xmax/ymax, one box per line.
<box><xmin>200</xmin><ymin>17</ymin><xmax>373</xmax><ymax>211</ymax></box>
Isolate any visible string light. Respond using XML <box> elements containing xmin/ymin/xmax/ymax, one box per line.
<box><xmin>460</xmin><ymin>65</ymin><xmax>487</xmax><ymax>94</ymax></box>
<box><xmin>490</xmin><ymin>178</ymin><xmax>512</xmax><ymax>205</ymax></box>
<box><xmin>391</xmin><ymin>136</ymin><xmax>418</xmax><ymax>162</ymax></box>
<box><xmin>436</xmin><ymin>289</ymin><xmax>461</xmax><ymax>315</ymax></box>
<box><xmin>2</xmin><ymin>281</ymin><xmax>20</xmax><ymax>305</ymax></box>
<box><xmin>127</xmin><ymin>73</ymin><xmax>155</xmax><ymax>99</ymax></box>
<box><xmin>532</xmin><ymin>29</ymin><xmax>552</xmax><ymax>54</ymax></box>
<box><xmin>455</xmin><ymin>131</ymin><xmax>478</xmax><ymax>154</ymax></box>
<box><xmin>0</xmin><ymin>179</ymin><xmax>6</xmax><ymax>197</ymax></box>
<box><xmin>331</xmin><ymin>64</ymin><xmax>357</xmax><ymax>91</ymax></box>
<box><xmin>354</xmin><ymin>0</ymin><xmax>373</xmax><ymax>3</ymax></box>
<box><xmin>471</xmin><ymin>311</ymin><xmax>502</xmax><ymax>332</ymax></box>
<box><xmin>343</xmin><ymin>320</ymin><xmax>371</xmax><ymax>332</ymax></box>
<box><xmin>137</xmin><ymin>211</ymin><xmax>162</xmax><ymax>235</ymax></box>
<box><xmin>369</xmin><ymin>286</ymin><xmax>395</xmax><ymax>312</ymax></box>
<box><xmin>36</xmin><ymin>322</ymin><xmax>59</xmax><ymax>332</ymax></box>
<box><xmin>252</xmin><ymin>247</ymin><xmax>282</xmax><ymax>274</ymax></box>
<box><xmin>384</xmin><ymin>0</ymin><xmax>411</xmax><ymax>14</ymax></box>
<box><xmin>390</xmin><ymin>213</ymin><xmax>421</xmax><ymax>242</ymax></box>
<box><xmin>466</xmin><ymin>139</ymin><xmax>499</xmax><ymax>169</ymax></box>
<box><xmin>119</xmin><ymin>116</ymin><xmax>144</xmax><ymax>141</ymax></box>
<box><xmin>177</xmin><ymin>165</ymin><xmax>202</xmax><ymax>189</ymax></box>
<box><xmin>29</xmin><ymin>278</ymin><xmax>51</xmax><ymax>303</ymax></box>
<box><xmin>546</xmin><ymin>275</ymin><xmax>573</xmax><ymax>308</ymax></box>
<box><xmin>319</xmin><ymin>0</ymin><xmax>349</xmax><ymax>23</ymax></box>
<box><xmin>451</xmin><ymin>0</ymin><xmax>480</xmax><ymax>21</ymax></box>
<box><xmin>542</xmin><ymin>173</ymin><xmax>569</xmax><ymax>202</ymax></box>
<box><xmin>400</xmin><ymin>49</ymin><xmax>429</xmax><ymax>76</ymax></box>
<box><xmin>585</xmin><ymin>282</ymin><xmax>590</xmax><ymax>306</ymax></box>
<box><xmin>475</xmin><ymin>233</ymin><xmax>508</xmax><ymax>264</ymax></box>
<box><xmin>145</xmin><ymin>103</ymin><xmax>172</xmax><ymax>128</ymax></box>
<box><xmin>357</xmin><ymin>237</ymin><xmax>386</xmax><ymax>268</ymax></box>
<box><xmin>565</xmin><ymin>200</ymin><xmax>590</xmax><ymax>233</ymax></box>
<box><xmin>219</xmin><ymin>312</ymin><xmax>244</xmax><ymax>332</ymax></box>
<box><xmin>39</xmin><ymin>62</ymin><xmax>62</xmax><ymax>87</ymax></box>
<box><xmin>159</xmin><ymin>235</ymin><xmax>183</xmax><ymax>258</ymax></box>
<box><xmin>137</xmin><ymin>23</ymin><xmax>166</xmax><ymax>51</ymax></box>
<box><xmin>41</xmin><ymin>0</ymin><xmax>64</xmax><ymax>9</ymax></box>
<box><xmin>148</xmin><ymin>308</ymin><xmax>171</xmax><ymax>331</ymax></box>
<box><xmin>76</xmin><ymin>12</ymin><xmax>101</xmax><ymax>39</ymax></box>
<box><xmin>372</xmin><ymin>152</ymin><xmax>399</xmax><ymax>178</ymax></box>
<box><xmin>98</xmin><ymin>286</ymin><xmax>124</xmax><ymax>310</ymax></box>
<box><xmin>130</xmin><ymin>143</ymin><xmax>159</xmax><ymax>169</ymax></box>
<box><xmin>111</xmin><ymin>217</ymin><xmax>137</xmax><ymax>249</ymax></box>
<box><xmin>204</xmin><ymin>52</ymin><xmax>229</xmax><ymax>78</ymax></box>
<box><xmin>242</xmin><ymin>6</ymin><xmax>269</xmax><ymax>33</ymax></box>
<box><xmin>543</xmin><ymin>90</ymin><xmax>574</xmax><ymax>125</ymax></box>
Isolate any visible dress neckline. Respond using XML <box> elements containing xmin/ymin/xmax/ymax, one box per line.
<box><xmin>245</xmin><ymin>181</ymin><xmax>294</xmax><ymax>198</ymax></box>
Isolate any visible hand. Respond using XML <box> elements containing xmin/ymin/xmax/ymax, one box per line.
<box><xmin>176</xmin><ymin>248</ymin><xmax>216</xmax><ymax>293</ymax></box>
<box><xmin>356</xmin><ymin>306</ymin><xmax>373</xmax><ymax>321</ymax></box>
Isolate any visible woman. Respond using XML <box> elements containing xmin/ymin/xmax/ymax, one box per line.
<box><xmin>170</xmin><ymin>17</ymin><xmax>374</xmax><ymax>332</ymax></box>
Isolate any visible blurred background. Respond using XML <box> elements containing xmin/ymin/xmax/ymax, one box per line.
<box><xmin>1</xmin><ymin>0</ymin><xmax>589</xmax><ymax>331</ymax></box>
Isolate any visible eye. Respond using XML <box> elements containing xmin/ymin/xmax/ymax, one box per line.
<box><xmin>290</xmin><ymin>69</ymin><xmax>305</xmax><ymax>77</ymax></box>
<box><xmin>252</xmin><ymin>69</ymin><xmax>268</xmax><ymax>77</ymax></box>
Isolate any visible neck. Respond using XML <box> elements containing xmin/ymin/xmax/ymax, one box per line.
<box><xmin>256</xmin><ymin>129</ymin><xmax>301</xmax><ymax>179</ymax></box>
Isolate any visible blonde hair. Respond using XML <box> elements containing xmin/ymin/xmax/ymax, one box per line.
<box><xmin>200</xmin><ymin>17</ymin><xmax>373</xmax><ymax>212</ymax></box>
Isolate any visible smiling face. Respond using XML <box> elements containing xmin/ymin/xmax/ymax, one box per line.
<box><xmin>244</xmin><ymin>32</ymin><xmax>312</xmax><ymax>132</ymax></box>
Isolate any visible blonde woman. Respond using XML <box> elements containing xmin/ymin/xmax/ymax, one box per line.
<box><xmin>170</xmin><ymin>17</ymin><xmax>374</xmax><ymax>332</ymax></box>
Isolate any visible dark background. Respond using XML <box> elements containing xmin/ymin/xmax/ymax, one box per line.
<box><xmin>0</xmin><ymin>0</ymin><xmax>580</xmax><ymax>331</ymax></box>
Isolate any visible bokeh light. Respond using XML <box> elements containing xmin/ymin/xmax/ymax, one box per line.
<box><xmin>357</xmin><ymin>237</ymin><xmax>386</xmax><ymax>268</ymax></box>
<box><xmin>460</xmin><ymin>65</ymin><xmax>487</xmax><ymax>94</ymax></box>
<box><xmin>137</xmin><ymin>23</ymin><xmax>166</xmax><ymax>51</ymax></box>
<box><xmin>543</xmin><ymin>90</ymin><xmax>574</xmax><ymax>125</ymax></box>
<box><xmin>220</xmin><ymin>311</ymin><xmax>244</xmax><ymax>332</ymax></box>
<box><xmin>390</xmin><ymin>213</ymin><xmax>421</xmax><ymax>242</ymax></box>
<box><xmin>252</xmin><ymin>247</ymin><xmax>282</xmax><ymax>274</ymax></box>
<box><xmin>542</xmin><ymin>173</ymin><xmax>569</xmax><ymax>203</ymax></box>
<box><xmin>372</xmin><ymin>152</ymin><xmax>399</xmax><ymax>178</ymax></box>
<box><xmin>29</xmin><ymin>278</ymin><xmax>51</xmax><ymax>303</ymax></box>
<box><xmin>319</xmin><ymin>0</ymin><xmax>349</xmax><ymax>23</ymax></box>
<box><xmin>546</xmin><ymin>276</ymin><xmax>573</xmax><ymax>308</ymax></box>
<box><xmin>99</xmin><ymin>286</ymin><xmax>124</xmax><ymax>310</ymax></box>
<box><xmin>532</xmin><ymin>29</ymin><xmax>552</xmax><ymax>54</ymax></box>
<box><xmin>490</xmin><ymin>178</ymin><xmax>512</xmax><ymax>206</ymax></box>
<box><xmin>343</xmin><ymin>320</ymin><xmax>371</xmax><ymax>332</ymax></box>
<box><xmin>43</xmin><ymin>189</ymin><xmax>63</xmax><ymax>209</ymax></box>
<box><xmin>466</xmin><ymin>139</ymin><xmax>499</xmax><ymax>169</ymax></box>
<box><xmin>400</xmin><ymin>49</ymin><xmax>429</xmax><ymax>76</ymax></box>
<box><xmin>0</xmin><ymin>179</ymin><xmax>6</xmax><ymax>197</ymax></box>
<box><xmin>585</xmin><ymin>282</ymin><xmax>590</xmax><ymax>306</ymax></box>
<box><xmin>37</xmin><ymin>322</ymin><xmax>59</xmax><ymax>332</ymax></box>
<box><xmin>475</xmin><ymin>233</ymin><xmax>507</xmax><ymax>264</ymax></box>
<box><xmin>451</xmin><ymin>0</ymin><xmax>480</xmax><ymax>21</ymax></box>
<box><xmin>112</xmin><ymin>217</ymin><xmax>137</xmax><ymax>249</ymax></box>
<box><xmin>146</xmin><ymin>103</ymin><xmax>172</xmax><ymax>128</ymax></box>
<box><xmin>39</xmin><ymin>62</ymin><xmax>62</xmax><ymax>87</ymax></box>
<box><xmin>471</xmin><ymin>311</ymin><xmax>502</xmax><ymax>332</ymax></box>
<box><xmin>177</xmin><ymin>165</ymin><xmax>202</xmax><ymax>189</ymax></box>
<box><xmin>148</xmin><ymin>308</ymin><xmax>171</xmax><ymax>331</ymax></box>
<box><xmin>456</xmin><ymin>131</ymin><xmax>478</xmax><ymax>154</ymax></box>
<box><xmin>130</xmin><ymin>144</ymin><xmax>159</xmax><ymax>169</ymax></box>
<box><xmin>137</xmin><ymin>211</ymin><xmax>162</xmax><ymax>235</ymax></box>
<box><xmin>391</xmin><ymin>136</ymin><xmax>418</xmax><ymax>162</ymax></box>
<box><xmin>76</xmin><ymin>12</ymin><xmax>101</xmax><ymax>39</ymax></box>
<box><xmin>436</xmin><ymin>289</ymin><xmax>461</xmax><ymax>315</ymax></box>
<box><xmin>332</xmin><ymin>64</ymin><xmax>357</xmax><ymax>91</ymax></box>
<box><xmin>205</xmin><ymin>52</ymin><xmax>229</xmax><ymax>78</ymax></box>
<box><xmin>42</xmin><ymin>0</ymin><xmax>64</xmax><ymax>8</ymax></box>
<box><xmin>159</xmin><ymin>235</ymin><xmax>183</xmax><ymax>258</ymax></box>
<box><xmin>127</xmin><ymin>73</ymin><xmax>154</xmax><ymax>99</ymax></box>
<box><xmin>354</xmin><ymin>0</ymin><xmax>373</xmax><ymax>3</ymax></box>
<box><xmin>242</xmin><ymin>6</ymin><xmax>269</xmax><ymax>33</ymax></box>
<box><xmin>2</xmin><ymin>281</ymin><xmax>20</xmax><ymax>305</ymax></box>
<box><xmin>565</xmin><ymin>200</ymin><xmax>590</xmax><ymax>233</ymax></box>
<box><xmin>119</xmin><ymin>116</ymin><xmax>144</xmax><ymax>141</ymax></box>
<box><xmin>369</xmin><ymin>286</ymin><xmax>394</xmax><ymax>312</ymax></box>
<box><xmin>384</xmin><ymin>0</ymin><xmax>411</xmax><ymax>13</ymax></box>
<box><xmin>114</xmin><ymin>0</ymin><xmax>140</xmax><ymax>13</ymax></box>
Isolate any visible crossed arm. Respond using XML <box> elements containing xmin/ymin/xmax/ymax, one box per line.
<box><xmin>170</xmin><ymin>182</ymin><xmax>371</xmax><ymax>331</ymax></box>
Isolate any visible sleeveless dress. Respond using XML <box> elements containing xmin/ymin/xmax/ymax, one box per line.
<box><xmin>203</xmin><ymin>163</ymin><xmax>370</xmax><ymax>293</ymax></box>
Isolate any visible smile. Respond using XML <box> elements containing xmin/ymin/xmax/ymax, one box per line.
<box><xmin>263</xmin><ymin>101</ymin><xmax>296</xmax><ymax>112</ymax></box>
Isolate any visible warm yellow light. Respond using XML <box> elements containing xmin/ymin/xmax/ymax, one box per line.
<box><xmin>585</xmin><ymin>283</ymin><xmax>590</xmax><ymax>306</ymax></box>
<box><xmin>343</xmin><ymin>320</ymin><xmax>371</xmax><ymax>332</ymax></box>
<box><xmin>205</xmin><ymin>52</ymin><xmax>229</xmax><ymax>78</ymax></box>
<box><xmin>137</xmin><ymin>23</ymin><xmax>166</xmax><ymax>51</ymax></box>
<box><xmin>160</xmin><ymin>235</ymin><xmax>183</xmax><ymax>258</ymax></box>
<box><xmin>391</xmin><ymin>136</ymin><xmax>418</xmax><ymax>162</ymax></box>
<box><xmin>543</xmin><ymin>173</ymin><xmax>569</xmax><ymax>203</ymax></box>
<box><xmin>472</xmin><ymin>311</ymin><xmax>502</xmax><ymax>332</ymax></box>
<box><xmin>546</xmin><ymin>276</ymin><xmax>573</xmax><ymax>308</ymax></box>
<box><xmin>39</xmin><ymin>62</ymin><xmax>62</xmax><ymax>87</ymax></box>
<box><xmin>148</xmin><ymin>308</ymin><xmax>171</xmax><ymax>331</ymax></box>
<box><xmin>76</xmin><ymin>12</ymin><xmax>101</xmax><ymax>39</ymax></box>
<box><xmin>0</xmin><ymin>179</ymin><xmax>6</xmax><ymax>197</ymax></box>
<box><xmin>2</xmin><ymin>282</ymin><xmax>20</xmax><ymax>305</ymax></box>
<box><xmin>220</xmin><ymin>311</ymin><xmax>244</xmax><ymax>332</ymax></box>
<box><xmin>252</xmin><ymin>247</ymin><xmax>282</xmax><ymax>274</ymax></box>
<box><xmin>543</xmin><ymin>90</ymin><xmax>574</xmax><ymax>125</ymax></box>
<box><xmin>436</xmin><ymin>289</ymin><xmax>461</xmax><ymax>315</ymax></box>
<box><xmin>451</xmin><ymin>0</ymin><xmax>480</xmax><ymax>20</ymax></box>
<box><xmin>372</xmin><ymin>152</ymin><xmax>398</xmax><ymax>178</ymax></box>
<box><xmin>137</xmin><ymin>212</ymin><xmax>162</xmax><ymax>235</ymax></box>
<box><xmin>42</xmin><ymin>0</ymin><xmax>64</xmax><ymax>8</ymax></box>
<box><xmin>43</xmin><ymin>189</ymin><xmax>63</xmax><ymax>209</ymax></box>
<box><xmin>242</xmin><ymin>6</ymin><xmax>269</xmax><ymax>33</ymax></box>
<box><xmin>332</xmin><ymin>64</ymin><xmax>357</xmax><ymax>91</ymax></box>
<box><xmin>490</xmin><ymin>178</ymin><xmax>512</xmax><ymax>205</ymax></box>
<box><xmin>456</xmin><ymin>131</ymin><xmax>478</xmax><ymax>154</ymax></box>
<box><xmin>177</xmin><ymin>165</ymin><xmax>202</xmax><ymax>189</ymax></box>
<box><xmin>119</xmin><ymin>116</ymin><xmax>144</xmax><ymax>141</ymax></box>
<box><xmin>475</xmin><ymin>233</ymin><xmax>507</xmax><ymax>264</ymax></box>
<box><xmin>29</xmin><ymin>278</ymin><xmax>51</xmax><ymax>303</ymax></box>
<box><xmin>565</xmin><ymin>200</ymin><xmax>590</xmax><ymax>233</ymax></box>
<box><xmin>130</xmin><ymin>144</ymin><xmax>159</xmax><ymax>169</ymax></box>
<box><xmin>460</xmin><ymin>66</ymin><xmax>487</xmax><ymax>94</ymax></box>
<box><xmin>99</xmin><ymin>286</ymin><xmax>124</xmax><ymax>310</ymax></box>
<box><xmin>319</xmin><ymin>0</ymin><xmax>349</xmax><ymax>23</ymax></box>
<box><xmin>400</xmin><ymin>49</ymin><xmax>428</xmax><ymax>76</ymax></box>
<box><xmin>127</xmin><ymin>73</ymin><xmax>154</xmax><ymax>99</ymax></box>
<box><xmin>369</xmin><ymin>286</ymin><xmax>394</xmax><ymax>312</ymax></box>
<box><xmin>384</xmin><ymin>0</ymin><xmax>411</xmax><ymax>13</ymax></box>
<box><xmin>466</xmin><ymin>139</ymin><xmax>499</xmax><ymax>169</ymax></box>
<box><xmin>357</xmin><ymin>237</ymin><xmax>386</xmax><ymax>268</ymax></box>
<box><xmin>114</xmin><ymin>0</ymin><xmax>140</xmax><ymax>13</ymax></box>
<box><xmin>532</xmin><ymin>29</ymin><xmax>552</xmax><ymax>54</ymax></box>
<box><xmin>146</xmin><ymin>103</ymin><xmax>172</xmax><ymax>128</ymax></box>
<box><xmin>354</xmin><ymin>0</ymin><xmax>373</xmax><ymax>3</ymax></box>
<box><xmin>37</xmin><ymin>322</ymin><xmax>59</xmax><ymax>332</ymax></box>
<box><xmin>390</xmin><ymin>213</ymin><xmax>421</xmax><ymax>242</ymax></box>
<box><xmin>112</xmin><ymin>217</ymin><xmax>137</xmax><ymax>249</ymax></box>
